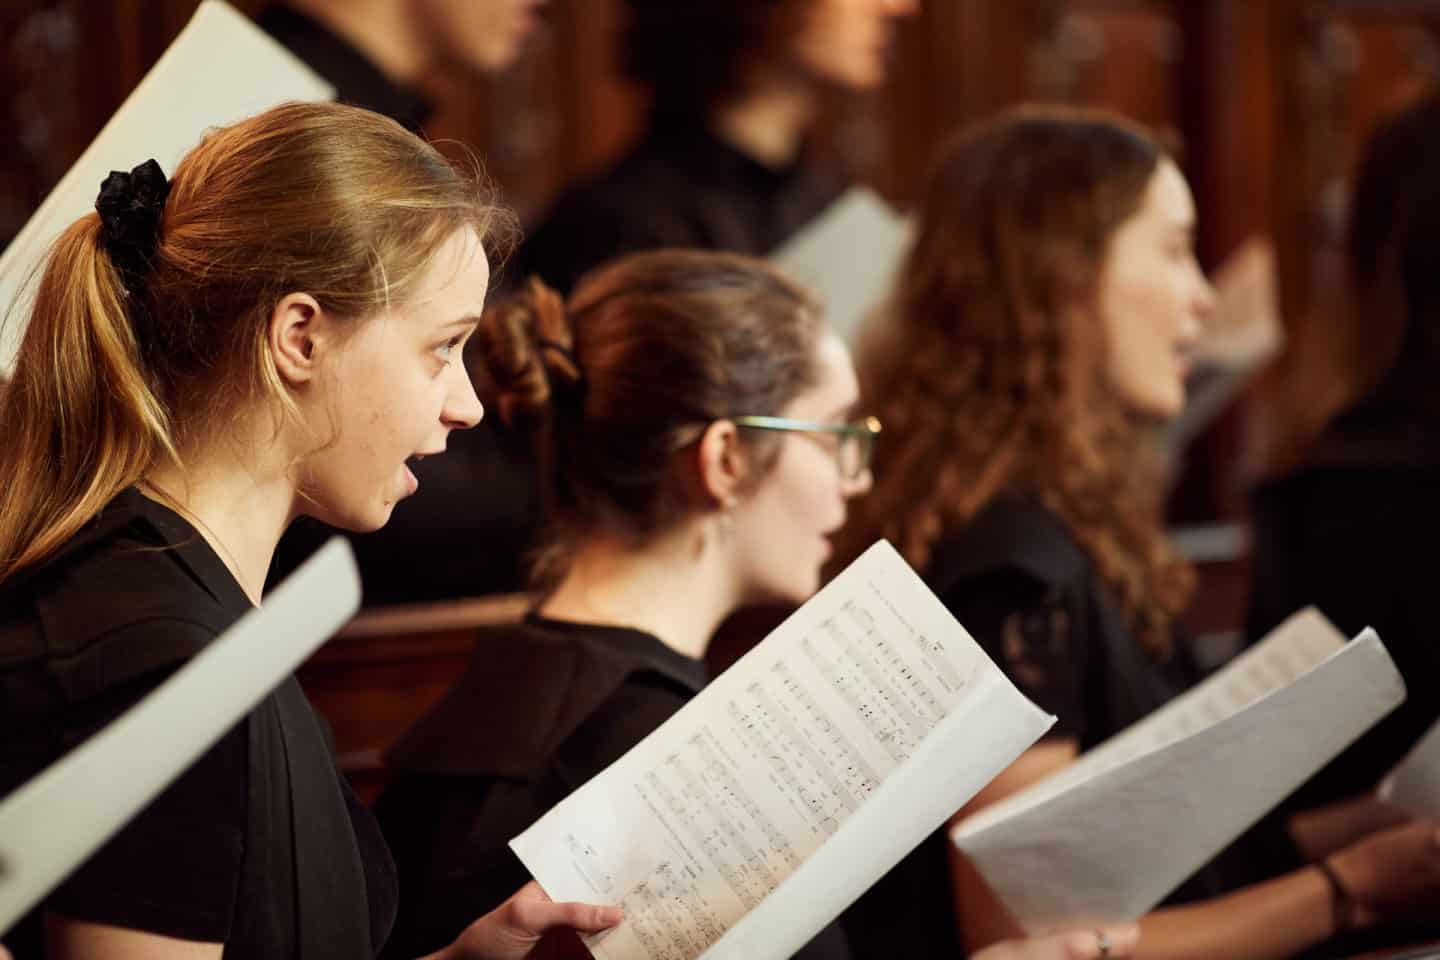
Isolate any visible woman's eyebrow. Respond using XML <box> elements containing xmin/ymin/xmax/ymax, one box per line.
<box><xmin>442</xmin><ymin>313</ymin><xmax>484</xmax><ymax>332</ymax></box>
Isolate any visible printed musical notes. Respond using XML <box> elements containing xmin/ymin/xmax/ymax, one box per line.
<box><xmin>510</xmin><ymin>541</ymin><xmax>1054</xmax><ymax>960</ymax></box>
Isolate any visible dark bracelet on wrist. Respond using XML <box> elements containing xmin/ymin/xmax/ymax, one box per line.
<box><xmin>1317</xmin><ymin>858</ymin><xmax>1357</xmax><ymax>933</ymax></box>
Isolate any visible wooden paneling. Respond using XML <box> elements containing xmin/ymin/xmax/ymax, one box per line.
<box><xmin>295</xmin><ymin>594</ymin><xmax>529</xmax><ymax>802</ymax></box>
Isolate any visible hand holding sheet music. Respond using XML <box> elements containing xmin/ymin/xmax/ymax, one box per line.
<box><xmin>510</xmin><ymin>540</ymin><xmax>1055</xmax><ymax>960</ymax></box>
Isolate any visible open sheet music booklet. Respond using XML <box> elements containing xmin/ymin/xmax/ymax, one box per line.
<box><xmin>952</xmin><ymin>607</ymin><xmax>1406</xmax><ymax>933</ymax></box>
<box><xmin>510</xmin><ymin>540</ymin><xmax>1056</xmax><ymax>960</ymax></box>
<box><xmin>0</xmin><ymin>0</ymin><xmax>334</xmax><ymax>375</ymax></box>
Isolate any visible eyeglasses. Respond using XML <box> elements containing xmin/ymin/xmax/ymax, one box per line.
<box><xmin>731</xmin><ymin>415</ymin><xmax>881</xmax><ymax>480</ymax></box>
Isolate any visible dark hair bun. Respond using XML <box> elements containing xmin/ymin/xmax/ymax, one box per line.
<box><xmin>474</xmin><ymin>277</ymin><xmax>581</xmax><ymax>426</ymax></box>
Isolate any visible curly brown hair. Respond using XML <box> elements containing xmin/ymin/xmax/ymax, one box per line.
<box><xmin>844</xmin><ymin>106</ymin><xmax>1194</xmax><ymax>659</ymax></box>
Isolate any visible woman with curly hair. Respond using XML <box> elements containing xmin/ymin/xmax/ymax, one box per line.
<box><xmin>839</xmin><ymin>106</ymin><xmax>1440</xmax><ymax>960</ymax></box>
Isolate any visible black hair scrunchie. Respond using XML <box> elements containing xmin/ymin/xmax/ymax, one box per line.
<box><xmin>95</xmin><ymin>158</ymin><xmax>170</xmax><ymax>292</ymax></box>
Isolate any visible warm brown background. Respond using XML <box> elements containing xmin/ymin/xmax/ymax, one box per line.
<box><xmin>7</xmin><ymin>0</ymin><xmax>1439</xmax><ymax>520</ymax></box>
<box><xmin>5</xmin><ymin>0</ymin><xmax>1437</xmax><ymax>795</ymax></box>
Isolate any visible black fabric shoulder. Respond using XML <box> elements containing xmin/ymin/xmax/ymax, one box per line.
<box><xmin>43</xmin><ymin>708</ymin><xmax>248</xmax><ymax>943</ymax></box>
<box><xmin>2</xmin><ymin>498</ymin><xmax>243</xmax><ymax>708</ymax></box>
<box><xmin>386</xmin><ymin>620</ymin><xmax>698</xmax><ymax>778</ymax></box>
<box><xmin>513</xmin><ymin>124</ymin><xmax>842</xmax><ymax>296</ymax></box>
<box><xmin>515</xmin><ymin>151</ymin><xmax>699</xmax><ymax>295</ymax></box>
<box><xmin>0</xmin><ymin>489</ymin><xmax>390</xmax><ymax>958</ymax></box>
<box><xmin>40</xmin><ymin>615</ymin><xmax>216</xmax><ymax>709</ymax></box>
<box><xmin>925</xmin><ymin>498</ymin><xmax>1092</xmax><ymax>598</ymax></box>
<box><xmin>549</xmin><ymin>672</ymin><xmax>694</xmax><ymax>790</ymax></box>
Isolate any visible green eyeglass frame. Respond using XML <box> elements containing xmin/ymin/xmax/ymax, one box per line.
<box><xmin>731</xmin><ymin>415</ymin><xmax>882</xmax><ymax>479</ymax></box>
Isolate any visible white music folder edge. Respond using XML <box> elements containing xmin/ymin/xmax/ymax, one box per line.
<box><xmin>0</xmin><ymin>0</ymin><xmax>335</xmax><ymax>375</ymax></box>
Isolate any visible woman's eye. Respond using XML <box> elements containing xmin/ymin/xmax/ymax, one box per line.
<box><xmin>435</xmin><ymin>336</ymin><xmax>463</xmax><ymax>360</ymax></box>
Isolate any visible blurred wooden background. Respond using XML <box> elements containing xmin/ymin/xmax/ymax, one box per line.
<box><xmin>6</xmin><ymin>0</ymin><xmax>1439</xmax><ymax>521</ymax></box>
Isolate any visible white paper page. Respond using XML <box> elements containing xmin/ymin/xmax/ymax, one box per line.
<box><xmin>0</xmin><ymin>0</ymin><xmax>335</xmax><ymax>375</ymax></box>
<box><xmin>1379</xmin><ymin>717</ymin><xmax>1440</xmax><ymax>817</ymax></box>
<box><xmin>953</xmin><ymin>624</ymin><xmax>1405</xmax><ymax>932</ymax></box>
<box><xmin>771</xmin><ymin>188</ymin><xmax>912</xmax><ymax>346</ymax></box>
<box><xmin>994</xmin><ymin>606</ymin><xmax>1347</xmax><ymax>820</ymax></box>
<box><xmin>510</xmin><ymin>540</ymin><xmax>1055</xmax><ymax>960</ymax></box>
<box><xmin>0</xmin><ymin>538</ymin><xmax>361</xmax><ymax>934</ymax></box>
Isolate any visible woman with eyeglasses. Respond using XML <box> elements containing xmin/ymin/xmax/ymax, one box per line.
<box><xmin>373</xmin><ymin>249</ymin><xmax>872</xmax><ymax>958</ymax></box>
<box><xmin>373</xmin><ymin>249</ymin><xmax>1137</xmax><ymax>960</ymax></box>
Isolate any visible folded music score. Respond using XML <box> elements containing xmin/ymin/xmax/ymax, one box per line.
<box><xmin>952</xmin><ymin>607</ymin><xmax>1406</xmax><ymax>932</ymax></box>
<box><xmin>511</xmin><ymin>540</ymin><xmax>1056</xmax><ymax>960</ymax></box>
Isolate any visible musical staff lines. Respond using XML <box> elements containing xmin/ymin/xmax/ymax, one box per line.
<box><xmin>619</xmin><ymin>859</ymin><xmax>725</xmax><ymax>960</ymax></box>
<box><xmin>511</xmin><ymin>543</ymin><xmax>1034</xmax><ymax>960</ymax></box>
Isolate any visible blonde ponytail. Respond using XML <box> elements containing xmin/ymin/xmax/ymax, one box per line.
<box><xmin>0</xmin><ymin>102</ymin><xmax>505</xmax><ymax>584</ymax></box>
<box><xmin>0</xmin><ymin>216</ymin><xmax>179</xmax><ymax>580</ymax></box>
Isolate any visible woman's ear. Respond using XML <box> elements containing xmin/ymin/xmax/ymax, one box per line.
<box><xmin>268</xmin><ymin>292</ymin><xmax>325</xmax><ymax>387</ymax></box>
<box><xmin>695</xmin><ymin>419</ymin><xmax>748</xmax><ymax>507</ymax></box>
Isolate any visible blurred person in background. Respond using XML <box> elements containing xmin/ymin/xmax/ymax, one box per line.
<box><xmin>259</xmin><ymin>0</ymin><xmax>545</xmax><ymax>132</ymax></box>
<box><xmin>516</xmin><ymin>0</ymin><xmax>919</xmax><ymax>295</ymax></box>
<box><xmin>1245</xmin><ymin>92</ymin><xmax>1440</xmax><ymax>857</ymax></box>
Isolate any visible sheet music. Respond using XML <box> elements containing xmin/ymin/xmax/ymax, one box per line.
<box><xmin>953</xmin><ymin>609</ymin><xmax>1406</xmax><ymax>932</ymax></box>
<box><xmin>1001</xmin><ymin>608</ymin><xmax>1346</xmax><ymax>820</ymax></box>
<box><xmin>0</xmin><ymin>539</ymin><xmax>360</xmax><ymax>934</ymax></box>
<box><xmin>1380</xmin><ymin>717</ymin><xmax>1440</xmax><ymax>817</ymax></box>
<box><xmin>510</xmin><ymin>541</ymin><xmax>1055</xmax><ymax>960</ymax></box>
<box><xmin>770</xmin><ymin>188</ymin><xmax>912</xmax><ymax>347</ymax></box>
<box><xmin>0</xmin><ymin>0</ymin><xmax>335</xmax><ymax>375</ymax></box>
